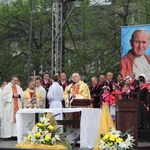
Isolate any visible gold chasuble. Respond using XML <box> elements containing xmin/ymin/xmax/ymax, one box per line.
<box><xmin>63</xmin><ymin>81</ymin><xmax>91</xmax><ymax>102</ymax></box>
<box><xmin>12</xmin><ymin>85</ymin><xmax>19</xmax><ymax>123</ymax></box>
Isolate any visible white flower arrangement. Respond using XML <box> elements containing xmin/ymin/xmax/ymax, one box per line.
<box><xmin>98</xmin><ymin>127</ymin><xmax>135</xmax><ymax>150</ymax></box>
<box><xmin>23</xmin><ymin>114</ymin><xmax>72</xmax><ymax>149</ymax></box>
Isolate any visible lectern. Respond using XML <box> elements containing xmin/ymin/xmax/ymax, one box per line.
<box><xmin>71</xmin><ymin>98</ymin><xmax>94</xmax><ymax>108</ymax></box>
<box><xmin>116</xmin><ymin>99</ymin><xmax>138</xmax><ymax>149</ymax></box>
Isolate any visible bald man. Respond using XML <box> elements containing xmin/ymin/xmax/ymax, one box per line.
<box><xmin>121</xmin><ymin>28</ymin><xmax>150</xmax><ymax>79</ymax></box>
<box><xmin>104</xmin><ymin>72</ymin><xmax>116</xmax><ymax>92</ymax></box>
<box><xmin>63</xmin><ymin>73</ymin><xmax>91</xmax><ymax>106</ymax></box>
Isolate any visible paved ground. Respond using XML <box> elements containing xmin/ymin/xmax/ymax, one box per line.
<box><xmin>0</xmin><ymin>140</ymin><xmax>17</xmax><ymax>148</ymax></box>
<box><xmin>0</xmin><ymin>139</ymin><xmax>150</xmax><ymax>149</ymax></box>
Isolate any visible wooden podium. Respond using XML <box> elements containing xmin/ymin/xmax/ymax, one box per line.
<box><xmin>71</xmin><ymin>98</ymin><xmax>94</xmax><ymax>108</ymax></box>
<box><xmin>116</xmin><ymin>99</ymin><xmax>138</xmax><ymax>149</ymax></box>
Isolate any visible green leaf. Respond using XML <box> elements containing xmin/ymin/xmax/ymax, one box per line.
<box><xmin>43</xmin><ymin>140</ymin><xmax>51</xmax><ymax>145</ymax></box>
<box><xmin>100</xmin><ymin>134</ymin><xmax>105</xmax><ymax>138</ymax></box>
<box><xmin>54</xmin><ymin>126</ymin><xmax>62</xmax><ymax>133</ymax></box>
<box><xmin>59</xmin><ymin>130</ymin><xmax>74</xmax><ymax>137</ymax></box>
<box><xmin>60</xmin><ymin>138</ymin><xmax>72</xmax><ymax>150</ymax></box>
<box><xmin>122</xmin><ymin>127</ymin><xmax>134</xmax><ymax>138</ymax></box>
<box><xmin>49</xmin><ymin>113</ymin><xmax>61</xmax><ymax>122</ymax></box>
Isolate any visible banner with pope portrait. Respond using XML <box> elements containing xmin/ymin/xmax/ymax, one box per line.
<box><xmin>121</xmin><ymin>24</ymin><xmax>150</xmax><ymax>80</ymax></box>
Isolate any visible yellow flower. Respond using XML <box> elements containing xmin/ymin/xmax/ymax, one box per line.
<box><xmin>27</xmin><ymin>135</ymin><xmax>31</xmax><ymax>140</ymax></box>
<box><xmin>48</xmin><ymin>125</ymin><xmax>54</xmax><ymax>131</ymax></box>
<box><xmin>109</xmin><ymin>135</ymin><xmax>116</xmax><ymax>142</ymax></box>
<box><xmin>116</xmin><ymin>137</ymin><xmax>123</xmax><ymax>143</ymax></box>
<box><xmin>35</xmin><ymin>132</ymin><xmax>41</xmax><ymax>138</ymax></box>
<box><xmin>45</xmin><ymin>135</ymin><xmax>51</xmax><ymax>141</ymax></box>
<box><xmin>36</xmin><ymin>123</ymin><xmax>45</xmax><ymax>127</ymax></box>
<box><xmin>108</xmin><ymin>141</ymin><xmax>113</xmax><ymax>146</ymax></box>
<box><xmin>102</xmin><ymin>133</ymin><xmax>110</xmax><ymax>141</ymax></box>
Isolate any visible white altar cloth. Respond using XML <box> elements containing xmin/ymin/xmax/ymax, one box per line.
<box><xmin>16</xmin><ymin>108</ymin><xmax>101</xmax><ymax>149</ymax></box>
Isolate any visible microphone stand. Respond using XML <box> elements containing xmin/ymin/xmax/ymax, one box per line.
<box><xmin>67</xmin><ymin>83</ymin><xmax>74</xmax><ymax>108</ymax></box>
<box><xmin>98</xmin><ymin>90</ymin><xmax>103</xmax><ymax>97</ymax></box>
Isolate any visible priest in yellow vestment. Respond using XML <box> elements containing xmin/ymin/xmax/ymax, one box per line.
<box><xmin>63</xmin><ymin>73</ymin><xmax>91</xmax><ymax>105</ymax></box>
<box><xmin>23</xmin><ymin>80</ymin><xmax>43</xmax><ymax>108</ymax></box>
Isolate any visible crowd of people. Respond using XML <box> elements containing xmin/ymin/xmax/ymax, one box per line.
<box><xmin>90</xmin><ymin>71</ymin><xmax>150</xmax><ymax>129</ymax></box>
<box><xmin>0</xmin><ymin>71</ymin><xmax>150</xmax><ymax>140</ymax></box>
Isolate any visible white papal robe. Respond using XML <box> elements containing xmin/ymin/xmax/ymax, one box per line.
<box><xmin>133</xmin><ymin>55</ymin><xmax>150</xmax><ymax>79</ymax></box>
<box><xmin>1</xmin><ymin>83</ymin><xmax>25</xmax><ymax>138</ymax></box>
<box><xmin>36</xmin><ymin>86</ymin><xmax>46</xmax><ymax>108</ymax></box>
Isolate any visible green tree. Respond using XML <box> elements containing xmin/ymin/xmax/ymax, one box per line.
<box><xmin>63</xmin><ymin>0</ymin><xmax>150</xmax><ymax>83</ymax></box>
<box><xmin>0</xmin><ymin>0</ymin><xmax>150</xmax><ymax>86</ymax></box>
<box><xmin>0</xmin><ymin>0</ymin><xmax>52</xmax><ymax>88</ymax></box>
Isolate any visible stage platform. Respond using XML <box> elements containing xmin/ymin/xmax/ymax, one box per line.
<box><xmin>138</xmin><ymin>129</ymin><xmax>150</xmax><ymax>150</ymax></box>
<box><xmin>138</xmin><ymin>129</ymin><xmax>150</xmax><ymax>142</ymax></box>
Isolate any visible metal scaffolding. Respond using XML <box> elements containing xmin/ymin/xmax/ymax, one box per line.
<box><xmin>51</xmin><ymin>0</ymin><xmax>63</xmax><ymax>76</ymax></box>
<box><xmin>51</xmin><ymin>0</ymin><xmax>79</xmax><ymax>76</ymax></box>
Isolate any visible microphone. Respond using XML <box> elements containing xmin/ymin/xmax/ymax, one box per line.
<box><xmin>68</xmin><ymin>96</ymin><xmax>73</xmax><ymax>102</ymax></box>
<box><xmin>67</xmin><ymin>81</ymin><xmax>76</xmax><ymax>107</ymax></box>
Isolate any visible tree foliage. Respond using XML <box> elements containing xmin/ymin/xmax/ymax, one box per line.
<box><xmin>0</xmin><ymin>0</ymin><xmax>150</xmax><ymax>87</ymax></box>
<box><xmin>0</xmin><ymin>0</ymin><xmax>52</xmax><ymax>88</ymax></box>
<box><xmin>63</xmin><ymin>0</ymin><xmax>150</xmax><ymax>82</ymax></box>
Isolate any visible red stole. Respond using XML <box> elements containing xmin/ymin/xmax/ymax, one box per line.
<box><xmin>72</xmin><ymin>84</ymin><xmax>80</xmax><ymax>94</ymax></box>
<box><xmin>12</xmin><ymin>85</ymin><xmax>18</xmax><ymax>123</ymax></box>
<box><xmin>29</xmin><ymin>92</ymin><xmax>34</xmax><ymax>99</ymax></box>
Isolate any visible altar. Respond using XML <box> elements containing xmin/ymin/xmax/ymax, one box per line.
<box><xmin>16</xmin><ymin>108</ymin><xmax>101</xmax><ymax>149</ymax></box>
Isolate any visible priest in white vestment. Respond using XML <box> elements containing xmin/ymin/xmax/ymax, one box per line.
<box><xmin>47</xmin><ymin>75</ymin><xmax>63</xmax><ymax>108</ymax></box>
<box><xmin>35</xmin><ymin>77</ymin><xmax>46</xmax><ymax>108</ymax></box>
<box><xmin>47</xmin><ymin>75</ymin><xmax>63</xmax><ymax>120</ymax></box>
<box><xmin>1</xmin><ymin>76</ymin><xmax>25</xmax><ymax>139</ymax></box>
<box><xmin>0</xmin><ymin>82</ymin><xmax>7</xmax><ymax>121</ymax></box>
<box><xmin>0</xmin><ymin>81</ymin><xmax>7</xmax><ymax>138</ymax></box>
